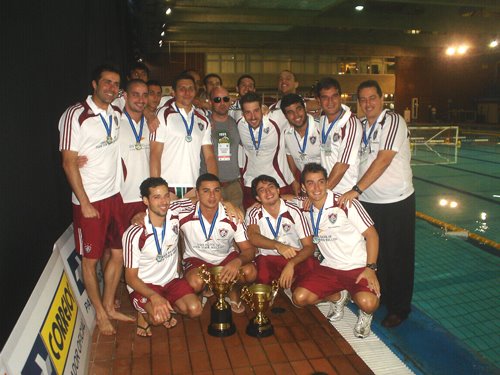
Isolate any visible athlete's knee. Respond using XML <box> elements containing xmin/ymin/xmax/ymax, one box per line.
<box><xmin>355</xmin><ymin>293</ymin><xmax>379</xmax><ymax>314</ymax></box>
<box><xmin>292</xmin><ymin>288</ymin><xmax>311</xmax><ymax>307</ymax></box>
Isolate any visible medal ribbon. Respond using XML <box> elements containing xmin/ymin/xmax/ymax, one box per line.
<box><xmin>321</xmin><ymin>109</ymin><xmax>344</xmax><ymax>145</ymax></box>
<box><xmin>362</xmin><ymin>120</ymin><xmax>376</xmax><ymax>147</ymax></box>
<box><xmin>294</xmin><ymin>119</ymin><xmax>309</xmax><ymax>155</ymax></box>
<box><xmin>266</xmin><ymin>215</ymin><xmax>283</xmax><ymax>240</ymax></box>
<box><xmin>151</xmin><ymin>218</ymin><xmax>167</xmax><ymax>258</ymax></box>
<box><xmin>199</xmin><ymin>207</ymin><xmax>219</xmax><ymax>241</ymax></box>
<box><xmin>309</xmin><ymin>205</ymin><xmax>323</xmax><ymax>238</ymax></box>
<box><xmin>248</xmin><ymin>122</ymin><xmax>263</xmax><ymax>152</ymax></box>
<box><xmin>124</xmin><ymin>110</ymin><xmax>144</xmax><ymax>144</ymax></box>
<box><xmin>98</xmin><ymin>114</ymin><xmax>113</xmax><ymax>140</ymax></box>
<box><xmin>174</xmin><ymin>103</ymin><xmax>195</xmax><ymax>139</ymax></box>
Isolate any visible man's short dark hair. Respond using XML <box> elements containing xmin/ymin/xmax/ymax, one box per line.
<box><xmin>203</xmin><ymin>73</ymin><xmax>223</xmax><ymax>87</ymax></box>
<box><xmin>251</xmin><ymin>175</ymin><xmax>279</xmax><ymax>199</ymax></box>
<box><xmin>128</xmin><ymin>62</ymin><xmax>150</xmax><ymax>78</ymax></box>
<box><xmin>240</xmin><ymin>92</ymin><xmax>261</xmax><ymax>110</ymax></box>
<box><xmin>196</xmin><ymin>173</ymin><xmax>221</xmax><ymax>190</ymax></box>
<box><xmin>357</xmin><ymin>80</ymin><xmax>383</xmax><ymax>98</ymax></box>
<box><xmin>172</xmin><ymin>73</ymin><xmax>196</xmax><ymax>90</ymax></box>
<box><xmin>140</xmin><ymin>177</ymin><xmax>169</xmax><ymax>198</ymax></box>
<box><xmin>237</xmin><ymin>74</ymin><xmax>255</xmax><ymax>87</ymax></box>
<box><xmin>301</xmin><ymin>163</ymin><xmax>328</xmax><ymax>184</ymax></box>
<box><xmin>280</xmin><ymin>93</ymin><xmax>305</xmax><ymax>116</ymax></box>
<box><xmin>147</xmin><ymin>79</ymin><xmax>162</xmax><ymax>89</ymax></box>
<box><xmin>91</xmin><ymin>64</ymin><xmax>121</xmax><ymax>84</ymax></box>
<box><xmin>314</xmin><ymin>77</ymin><xmax>342</xmax><ymax>97</ymax></box>
<box><xmin>125</xmin><ymin>79</ymin><xmax>147</xmax><ymax>93</ymax></box>
<box><xmin>281</xmin><ymin>70</ymin><xmax>297</xmax><ymax>81</ymax></box>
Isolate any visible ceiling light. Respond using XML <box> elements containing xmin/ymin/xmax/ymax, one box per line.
<box><xmin>439</xmin><ymin>199</ymin><xmax>448</xmax><ymax>206</ymax></box>
<box><xmin>355</xmin><ymin>5</ymin><xmax>364</xmax><ymax>11</ymax></box>
<box><xmin>159</xmin><ymin>40</ymin><xmax>163</xmax><ymax>47</ymax></box>
<box><xmin>161</xmin><ymin>31</ymin><xmax>165</xmax><ymax>37</ymax></box>
<box><xmin>406</xmin><ymin>29</ymin><xmax>421</xmax><ymax>35</ymax></box>
<box><xmin>457</xmin><ymin>45</ymin><xmax>469</xmax><ymax>54</ymax></box>
<box><xmin>446</xmin><ymin>47</ymin><xmax>456</xmax><ymax>56</ymax></box>
<box><xmin>166</xmin><ymin>7</ymin><xmax>172</xmax><ymax>15</ymax></box>
<box><xmin>450</xmin><ymin>201</ymin><xmax>458</xmax><ymax>208</ymax></box>
<box><xmin>489</xmin><ymin>39</ymin><xmax>498</xmax><ymax>48</ymax></box>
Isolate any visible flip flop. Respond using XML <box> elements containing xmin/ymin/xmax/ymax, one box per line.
<box><xmin>136</xmin><ymin>324</ymin><xmax>152</xmax><ymax>337</ymax></box>
<box><xmin>225</xmin><ymin>297</ymin><xmax>245</xmax><ymax>314</ymax></box>
<box><xmin>163</xmin><ymin>315</ymin><xmax>177</xmax><ymax>329</ymax></box>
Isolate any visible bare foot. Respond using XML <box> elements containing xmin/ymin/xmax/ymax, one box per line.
<box><xmin>107</xmin><ymin>309</ymin><xmax>136</xmax><ymax>323</ymax></box>
<box><xmin>163</xmin><ymin>315</ymin><xmax>177</xmax><ymax>329</ymax></box>
<box><xmin>97</xmin><ymin>316</ymin><xmax>116</xmax><ymax>336</ymax></box>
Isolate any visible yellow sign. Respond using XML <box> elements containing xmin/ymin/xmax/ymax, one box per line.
<box><xmin>40</xmin><ymin>272</ymin><xmax>78</xmax><ymax>375</ymax></box>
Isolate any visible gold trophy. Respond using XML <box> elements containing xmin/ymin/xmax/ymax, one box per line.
<box><xmin>198</xmin><ymin>264</ymin><xmax>237</xmax><ymax>337</ymax></box>
<box><xmin>240</xmin><ymin>281</ymin><xmax>279</xmax><ymax>337</ymax></box>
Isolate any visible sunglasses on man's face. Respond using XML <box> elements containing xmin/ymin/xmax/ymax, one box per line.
<box><xmin>212</xmin><ymin>96</ymin><xmax>230</xmax><ymax>103</ymax></box>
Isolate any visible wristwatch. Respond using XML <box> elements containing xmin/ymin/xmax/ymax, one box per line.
<box><xmin>352</xmin><ymin>184</ymin><xmax>363</xmax><ymax>195</ymax></box>
<box><xmin>366</xmin><ymin>263</ymin><xmax>378</xmax><ymax>271</ymax></box>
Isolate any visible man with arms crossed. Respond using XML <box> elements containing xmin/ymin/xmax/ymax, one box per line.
<box><xmin>180</xmin><ymin>173</ymin><xmax>257</xmax><ymax>313</ymax></box>
<box><xmin>340</xmin><ymin>80</ymin><xmax>415</xmax><ymax>328</ymax></box>
<box><xmin>59</xmin><ymin>64</ymin><xmax>133</xmax><ymax>335</ymax></box>
<box><xmin>246</xmin><ymin>175</ymin><xmax>317</xmax><ymax>289</ymax></box>
<box><xmin>292</xmin><ymin>163</ymin><xmax>380</xmax><ymax>338</ymax></box>
<box><xmin>150</xmin><ymin>73</ymin><xmax>218</xmax><ymax>198</ymax></box>
<box><xmin>316</xmin><ymin>77</ymin><xmax>362</xmax><ymax>193</ymax></box>
<box><xmin>123</xmin><ymin>177</ymin><xmax>202</xmax><ymax>336</ymax></box>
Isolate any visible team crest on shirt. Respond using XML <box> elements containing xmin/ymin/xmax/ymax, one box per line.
<box><xmin>309</xmin><ymin>136</ymin><xmax>317</xmax><ymax>144</ymax></box>
<box><xmin>219</xmin><ymin>228</ymin><xmax>228</xmax><ymax>238</ymax></box>
<box><xmin>332</xmin><ymin>133</ymin><xmax>340</xmax><ymax>142</ymax></box>
<box><xmin>141</xmin><ymin>297</ymin><xmax>147</xmax><ymax>303</ymax></box>
<box><xmin>172</xmin><ymin>224</ymin><xmax>179</xmax><ymax>235</ymax></box>
<box><xmin>282</xmin><ymin>223</ymin><xmax>291</xmax><ymax>232</ymax></box>
<box><xmin>328</xmin><ymin>213</ymin><xmax>337</xmax><ymax>224</ymax></box>
<box><xmin>264</xmin><ymin>127</ymin><xmax>270</xmax><ymax>134</ymax></box>
<box><xmin>373</xmin><ymin>130</ymin><xmax>378</xmax><ymax>140</ymax></box>
<box><xmin>198</xmin><ymin>122</ymin><xmax>204</xmax><ymax>131</ymax></box>
<box><xmin>84</xmin><ymin>243</ymin><xmax>92</xmax><ymax>254</ymax></box>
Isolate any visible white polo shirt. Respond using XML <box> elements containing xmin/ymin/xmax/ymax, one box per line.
<box><xmin>151</xmin><ymin>104</ymin><xmax>212</xmax><ymax>187</ymax></box>
<box><xmin>238</xmin><ymin>116</ymin><xmax>295</xmax><ymax>188</ymax></box>
<box><xmin>295</xmin><ymin>190</ymin><xmax>373</xmax><ymax>270</ymax></box>
<box><xmin>358</xmin><ymin>110</ymin><xmax>414</xmax><ymax>204</ymax></box>
<box><xmin>122</xmin><ymin>208</ymin><xmax>181</xmax><ymax>291</ymax></box>
<box><xmin>59</xmin><ymin>95</ymin><xmax>122</xmax><ymax>204</ymax></box>
<box><xmin>319</xmin><ymin>104</ymin><xmax>362</xmax><ymax>194</ymax></box>
<box><xmin>179</xmin><ymin>202</ymin><xmax>248</xmax><ymax>265</ymax></box>
<box><xmin>284</xmin><ymin>114</ymin><xmax>321</xmax><ymax>171</ymax></box>
<box><xmin>246</xmin><ymin>199</ymin><xmax>312</xmax><ymax>256</ymax></box>
<box><xmin>268</xmin><ymin>99</ymin><xmax>290</xmax><ymax>131</ymax></box>
<box><xmin>119</xmin><ymin>112</ymin><xmax>150</xmax><ymax>203</ymax></box>
<box><xmin>228</xmin><ymin>99</ymin><xmax>243</xmax><ymax>123</ymax></box>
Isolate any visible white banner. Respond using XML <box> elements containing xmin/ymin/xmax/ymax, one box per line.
<box><xmin>1</xmin><ymin>249</ymin><xmax>92</xmax><ymax>374</ymax></box>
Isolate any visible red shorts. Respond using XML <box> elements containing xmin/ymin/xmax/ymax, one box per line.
<box><xmin>242</xmin><ymin>183</ymin><xmax>294</xmax><ymax>210</ymax></box>
<box><xmin>183</xmin><ymin>251</ymin><xmax>239</xmax><ymax>273</ymax></box>
<box><xmin>129</xmin><ymin>278</ymin><xmax>194</xmax><ymax>314</ymax></box>
<box><xmin>72</xmin><ymin>193</ymin><xmax>126</xmax><ymax>259</ymax></box>
<box><xmin>122</xmin><ymin>201</ymin><xmax>146</xmax><ymax>226</ymax></box>
<box><xmin>300</xmin><ymin>265</ymin><xmax>373</xmax><ymax>299</ymax></box>
<box><xmin>255</xmin><ymin>255</ymin><xmax>319</xmax><ymax>289</ymax></box>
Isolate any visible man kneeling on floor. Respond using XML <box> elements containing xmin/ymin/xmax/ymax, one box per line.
<box><xmin>180</xmin><ymin>173</ymin><xmax>257</xmax><ymax>313</ymax></box>
<box><xmin>292</xmin><ymin>163</ymin><xmax>380</xmax><ymax>338</ymax></box>
<box><xmin>122</xmin><ymin>177</ymin><xmax>202</xmax><ymax>337</ymax></box>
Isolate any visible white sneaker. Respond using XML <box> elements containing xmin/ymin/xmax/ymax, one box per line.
<box><xmin>354</xmin><ymin>310</ymin><xmax>373</xmax><ymax>338</ymax></box>
<box><xmin>327</xmin><ymin>290</ymin><xmax>349</xmax><ymax>322</ymax></box>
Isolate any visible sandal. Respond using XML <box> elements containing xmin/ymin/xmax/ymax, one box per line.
<box><xmin>163</xmin><ymin>315</ymin><xmax>177</xmax><ymax>329</ymax></box>
<box><xmin>225</xmin><ymin>297</ymin><xmax>245</xmax><ymax>314</ymax></box>
<box><xmin>136</xmin><ymin>324</ymin><xmax>152</xmax><ymax>337</ymax></box>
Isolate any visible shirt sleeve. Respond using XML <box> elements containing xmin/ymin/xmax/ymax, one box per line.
<box><xmin>58</xmin><ymin>106</ymin><xmax>81</xmax><ymax>152</ymax></box>
<box><xmin>338</xmin><ymin>117</ymin><xmax>362</xmax><ymax>165</ymax></box>
<box><xmin>347</xmin><ymin>200</ymin><xmax>374</xmax><ymax>234</ymax></box>
<box><xmin>122</xmin><ymin>226</ymin><xmax>144</xmax><ymax>269</ymax></box>
<box><xmin>380</xmin><ymin>113</ymin><xmax>408</xmax><ymax>152</ymax></box>
<box><xmin>151</xmin><ymin>107</ymin><xmax>168</xmax><ymax>143</ymax></box>
<box><xmin>234</xmin><ymin>222</ymin><xmax>249</xmax><ymax>243</ymax></box>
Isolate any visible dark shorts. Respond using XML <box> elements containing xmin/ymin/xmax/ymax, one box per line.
<box><xmin>255</xmin><ymin>255</ymin><xmax>319</xmax><ymax>290</ymax></box>
<box><xmin>122</xmin><ymin>201</ymin><xmax>147</xmax><ymax>226</ymax></box>
<box><xmin>300</xmin><ymin>265</ymin><xmax>374</xmax><ymax>299</ymax></box>
<box><xmin>129</xmin><ymin>278</ymin><xmax>194</xmax><ymax>314</ymax></box>
<box><xmin>72</xmin><ymin>193</ymin><xmax>126</xmax><ymax>259</ymax></box>
<box><xmin>183</xmin><ymin>251</ymin><xmax>239</xmax><ymax>274</ymax></box>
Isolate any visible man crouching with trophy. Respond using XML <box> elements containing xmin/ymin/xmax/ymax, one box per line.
<box><xmin>180</xmin><ymin>173</ymin><xmax>257</xmax><ymax>335</ymax></box>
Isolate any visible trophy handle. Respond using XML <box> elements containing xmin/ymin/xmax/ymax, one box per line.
<box><xmin>198</xmin><ymin>264</ymin><xmax>212</xmax><ymax>290</ymax></box>
<box><xmin>270</xmin><ymin>280</ymin><xmax>279</xmax><ymax>305</ymax></box>
<box><xmin>240</xmin><ymin>286</ymin><xmax>255</xmax><ymax>311</ymax></box>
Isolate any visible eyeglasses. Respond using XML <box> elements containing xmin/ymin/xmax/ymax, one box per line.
<box><xmin>212</xmin><ymin>96</ymin><xmax>230</xmax><ymax>103</ymax></box>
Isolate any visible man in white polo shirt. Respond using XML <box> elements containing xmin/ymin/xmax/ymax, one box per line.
<box><xmin>340</xmin><ymin>80</ymin><xmax>415</xmax><ymax>328</ymax></box>
<box><xmin>316</xmin><ymin>77</ymin><xmax>362</xmax><ymax>193</ymax></box>
<box><xmin>123</xmin><ymin>177</ymin><xmax>201</xmax><ymax>337</ymax></box>
<box><xmin>292</xmin><ymin>163</ymin><xmax>380</xmax><ymax>338</ymax></box>
<box><xmin>281</xmin><ymin>93</ymin><xmax>321</xmax><ymax>178</ymax></box>
<box><xmin>59</xmin><ymin>64</ymin><xmax>133</xmax><ymax>335</ymax></box>
<box><xmin>228</xmin><ymin>74</ymin><xmax>256</xmax><ymax>123</ymax></box>
<box><xmin>268</xmin><ymin>70</ymin><xmax>299</xmax><ymax>130</ymax></box>
<box><xmin>180</xmin><ymin>173</ymin><xmax>257</xmax><ymax>313</ymax></box>
<box><xmin>238</xmin><ymin>92</ymin><xmax>297</xmax><ymax>209</ymax></box>
<box><xmin>246</xmin><ymin>175</ymin><xmax>317</xmax><ymax>289</ymax></box>
<box><xmin>150</xmin><ymin>73</ymin><xmax>218</xmax><ymax>198</ymax></box>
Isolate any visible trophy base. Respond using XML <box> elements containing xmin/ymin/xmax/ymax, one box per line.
<box><xmin>207</xmin><ymin>304</ymin><xmax>236</xmax><ymax>337</ymax></box>
<box><xmin>246</xmin><ymin>321</ymin><xmax>274</xmax><ymax>337</ymax></box>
